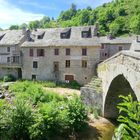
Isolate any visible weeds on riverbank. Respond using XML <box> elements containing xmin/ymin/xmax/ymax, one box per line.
<box><xmin>0</xmin><ymin>81</ymin><xmax>88</xmax><ymax>140</ymax></box>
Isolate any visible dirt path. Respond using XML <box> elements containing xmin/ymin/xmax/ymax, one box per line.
<box><xmin>44</xmin><ymin>87</ymin><xmax>80</xmax><ymax>96</ymax></box>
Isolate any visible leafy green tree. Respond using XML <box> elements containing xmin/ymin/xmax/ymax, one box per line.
<box><xmin>19</xmin><ymin>23</ymin><xmax>28</xmax><ymax>29</ymax></box>
<box><xmin>129</xmin><ymin>14</ymin><xmax>140</xmax><ymax>34</ymax></box>
<box><xmin>9</xmin><ymin>25</ymin><xmax>19</xmax><ymax>30</ymax></box>
<box><xmin>28</xmin><ymin>20</ymin><xmax>40</xmax><ymax>30</ymax></box>
<box><xmin>40</xmin><ymin>16</ymin><xmax>50</xmax><ymax>28</ymax></box>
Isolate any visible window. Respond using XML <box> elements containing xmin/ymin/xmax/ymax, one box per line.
<box><xmin>7</xmin><ymin>57</ymin><xmax>10</xmax><ymax>63</ymax></box>
<box><xmin>66</xmin><ymin>48</ymin><xmax>70</xmax><ymax>55</ymax></box>
<box><xmin>105</xmin><ymin>53</ymin><xmax>108</xmax><ymax>56</ymax></box>
<box><xmin>60</xmin><ymin>28</ymin><xmax>71</xmax><ymax>39</ymax></box>
<box><xmin>38</xmin><ymin>35</ymin><xmax>42</xmax><ymax>39</ymax></box>
<box><xmin>65</xmin><ymin>75</ymin><xmax>74</xmax><ymax>81</ymax></box>
<box><xmin>82</xmin><ymin>60</ymin><xmax>87</xmax><ymax>68</ymax></box>
<box><xmin>101</xmin><ymin>44</ymin><xmax>104</xmax><ymax>49</ymax></box>
<box><xmin>33</xmin><ymin>61</ymin><xmax>38</xmax><ymax>68</ymax></box>
<box><xmin>54</xmin><ymin>48</ymin><xmax>59</xmax><ymax>55</ymax></box>
<box><xmin>32</xmin><ymin>75</ymin><xmax>36</xmax><ymax>80</ymax></box>
<box><xmin>7</xmin><ymin>47</ymin><xmax>10</xmax><ymax>52</ymax></box>
<box><xmin>119</xmin><ymin>46</ymin><xmax>122</xmax><ymax>51</ymax></box>
<box><xmin>13</xmin><ymin>56</ymin><xmax>19</xmax><ymax>63</ymax></box>
<box><xmin>65</xmin><ymin>60</ymin><xmax>70</xmax><ymax>68</ymax></box>
<box><xmin>29</xmin><ymin>49</ymin><xmax>34</xmax><ymax>57</ymax></box>
<box><xmin>82</xmin><ymin>48</ymin><xmax>87</xmax><ymax>56</ymax></box>
<box><xmin>53</xmin><ymin>62</ymin><xmax>59</xmax><ymax>71</ymax></box>
<box><xmin>37</xmin><ymin>49</ymin><xmax>44</xmax><ymax>57</ymax></box>
<box><xmin>81</xmin><ymin>27</ymin><xmax>91</xmax><ymax>38</ymax></box>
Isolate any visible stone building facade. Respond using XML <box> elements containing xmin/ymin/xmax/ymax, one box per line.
<box><xmin>0</xmin><ymin>26</ymin><xmax>136</xmax><ymax>84</ymax></box>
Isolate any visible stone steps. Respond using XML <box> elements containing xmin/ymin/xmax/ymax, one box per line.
<box><xmin>84</xmin><ymin>76</ymin><xmax>102</xmax><ymax>94</ymax></box>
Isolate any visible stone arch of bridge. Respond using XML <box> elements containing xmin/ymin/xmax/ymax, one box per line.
<box><xmin>104</xmin><ymin>74</ymin><xmax>138</xmax><ymax>119</ymax></box>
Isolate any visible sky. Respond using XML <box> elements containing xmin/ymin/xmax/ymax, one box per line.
<box><xmin>0</xmin><ymin>0</ymin><xmax>112</xmax><ymax>29</ymax></box>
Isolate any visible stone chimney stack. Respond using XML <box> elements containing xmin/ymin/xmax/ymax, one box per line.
<box><xmin>107</xmin><ymin>33</ymin><xmax>114</xmax><ymax>40</ymax></box>
<box><xmin>94</xmin><ymin>22</ymin><xmax>99</xmax><ymax>36</ymax></box>
<box><xmin>136</xmin><ymin>35</ymin><xmax>140</xmax><ymax>42</ymax></box>
<box><xmin>22</xmin><ymin>26</ymin><xmax>27</xmax><ymax>35</ymax></box>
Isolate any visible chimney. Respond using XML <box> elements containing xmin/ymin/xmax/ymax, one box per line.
<box><xmin>107</xmin><ymin>33</ymin><xmax>114</xmax><ymax>40</ymax></box>
<box><xmin>136</xmin><ymin>35</ymin><xmax>140</xmax><ymax>42</ymax></box>
<box><xmin>94</xmin><ymin>22</ymin><xmax>99</xmax><ymax>36</ymax></box>
<box><xmin>22</xmin><ymin>26</ymin><xmax>26</xmax><ymax>35</ymax></box>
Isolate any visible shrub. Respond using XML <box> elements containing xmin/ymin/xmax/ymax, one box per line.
<box><xmin>9</xmin><ymin>81</ymin><xmax>45</xmax><ymax>105</ymax></box>
<box><xmin>40</xmin><ymin>90</ymin><xmax>66</xmax><ymax>103</ymax></box>
<box><xmin>67</xmin><ymin>95</ymin><xmax>88</xmax><ymax>134</ymax></box>
<box><xmin>113</xmin><ymin>95</ymin><xmax>140</xmax><ymax>140</ymax></box>
<box><xmin>39</xmin><ymin>101</ymin><xmax>69</xmax><ymax>137</ymax></box>
<box><xmin>56</xmin><ymin>80</ymin><xmax>81</xmax><ymax>89</ymax></box>
<box><xmin>38</xmin><ymin>81</ymin><xmax>57</xmax><ymax>88</ymax></box>
<box><xmin>0</xmin><ymin>99</ymin><xmax>35</xmax><ymax>140</ymax></box>
<box><xmin>3</xmin><ymin>74</ymin><xmax>15</xmax><ymax>82</ymax></box>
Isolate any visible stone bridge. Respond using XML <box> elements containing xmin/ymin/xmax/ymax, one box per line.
<box><xmin>98</xmin><ymin>50</ymin><xmax>140</xmax><ymax>119</ymax></box>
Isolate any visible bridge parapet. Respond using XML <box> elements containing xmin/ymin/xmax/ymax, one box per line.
<box><xmin>98</xmin><ymin>50</ymin><xmax>140</xmax><ymax>77</ymax></box>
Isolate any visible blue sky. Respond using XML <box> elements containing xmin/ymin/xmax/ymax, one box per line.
<box><xmin>0</xmin><ymin>0</ymin><xmax>112</xmax><ymax>29</ymax></box>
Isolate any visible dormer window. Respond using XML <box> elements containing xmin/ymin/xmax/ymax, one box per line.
<box><xmin>37</xmin><ymin>32</ymin><xmax>45</xmax><ymax>39</ymax></box>
<box><xmin>82</xmin><ymin>27</ymin><xmax>91</xmax><ymax>38</ymax></box>
<box><xmin>60</xmin><ymin>28</ymin><xmax>71</xmax><ymax>39</ymax></box>
<box><xmin>0</xmin><ymin>34</ymin><xmax>5</xmax><ymax>41</ymax></box>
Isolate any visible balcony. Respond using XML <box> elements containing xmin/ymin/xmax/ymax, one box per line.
<box><xmin>0</xmin><ymin>56</ymin><xmax>22</xmax><ymax>68</ymax></box>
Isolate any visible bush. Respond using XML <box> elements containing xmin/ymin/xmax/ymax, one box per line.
<box><xmin>67</xmin><ymin>95</ymin><xmax>88</xmax><ymax>134</ymax></box>
<box><xmin>39</xmin><ymin>101</ymin><xmax>69</xmax><ymax>137</ymax></box>
<box><xmin>9</xmin><ymin>81</ymin><xmax>67</xmax><ymax>105</ymax></box>
<box><xmin>56</xmin><ymin>80</ymin><xmax>81</xmax><ymax>90</ymax></box>
<box><xmin>40</xmin><ymin>90</ymin><xmax>66</xmax><ymax>103</ymax></box>
<box><xmin>0</xmin><ymin>99</ymin><xmax>35</xmax><ymax>140</ymax></box>
<box><xmin>3</xmin><ymin>74</ymin><xmax>15</xmax><ymax>82</ymax></box>
<box><xmin>113</xmin><ymin>95</ymin><xmax>140</xmax><ymax>140</ymax></box>
<box><xmin>38</xmin><ymin>81</ymin><xmax>57</xmax><ymax>88</ymax></box>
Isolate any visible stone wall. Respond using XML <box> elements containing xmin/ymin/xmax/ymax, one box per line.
<box><xmin>80</xmin><ymin>77</ymin><xmax>103</xmax><ymax>112</ymax></box>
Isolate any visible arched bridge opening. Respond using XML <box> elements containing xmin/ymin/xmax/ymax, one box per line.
<box><xmin>104</xmin><ymin>74</ymin><xmax>137</xmax><ymax>119</ymax></box>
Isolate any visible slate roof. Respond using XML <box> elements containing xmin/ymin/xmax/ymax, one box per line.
<box><xmin>0</xmin><ymin>30</ymin><xmax>25</xmax><ymax>46</ymax></box>
<box><xmin>99</xmin><ymin>36</ymin><xmax>135</xmax><ymax>44</ymax></box>
<box><xmin>21</xmin><ymin>26</ymin><xmax>101</xmax><ymax>47</ymax></box>
<box><xmin>21</xmin><ymin>26</ymin><xmax>137</xmax><ymax>48</ymax></box>
<box><xmin>0</xmin><ymin>26</ymin><xmax>137</xmax><ymax>48</ymax></box>
<box><xmin>130</xmin><ymin>40</ymin><xmax>140</xmax><ymax>51</ymax></box>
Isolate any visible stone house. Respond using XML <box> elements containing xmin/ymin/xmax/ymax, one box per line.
<box><xmin>99</xmin><ymin>36</ymin><xmax>135</xmax><ymax>61</ymax></box>
<box><xmin>21</xmin><ymin>26</ymin><xmax>101</xmax><ymax>85</ymax></box>
<box><xmin>0</xmin><ymin>29</ymin><xmax>29</xmax><ymax>79</ymax></box>
<box><xmin>0</xmin><ymin>26</ymin><xmax>137</xmax><ymax>84</ymax></box>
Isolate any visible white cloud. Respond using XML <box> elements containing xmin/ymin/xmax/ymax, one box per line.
<box><xmin>0</xmin><ymin>0</ymin><xmax>44</xmax><ymax>29</ymax></box>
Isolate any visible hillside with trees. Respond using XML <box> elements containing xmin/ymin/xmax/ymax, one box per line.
<box><xmin>6</xmin><ymin>0</ymin><xmax>140</xmax><ymax>36</ymax></box>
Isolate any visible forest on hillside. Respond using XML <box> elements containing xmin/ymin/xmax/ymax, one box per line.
<box><xmin>3</xmin><ymin>0</ymin><xmax>140</xmax><ymax>36</ymax></box>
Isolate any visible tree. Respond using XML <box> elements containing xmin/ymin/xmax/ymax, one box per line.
<box><xmin>28</xmin><ymin>20</ymin><xmax>40</xmax><ymax>30</ymax></box>
<box><xmin>40</xmin><ymin>16</ymin><xmax>50</xmax><ymax>28</ymax></box>
<box><xmin>19</xmin><ymin>23</ymin><xmax>28</xmax><ymax>29</ymax></box>
<box><xmin>129</xmin><ymin>14</ymin><xmax>140</xmax><ymax>34</ymax></box>
<box><xmin>9</xmin><ymin>25</ymin><xmax>19</xmax><ymax>30</ymax></box>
